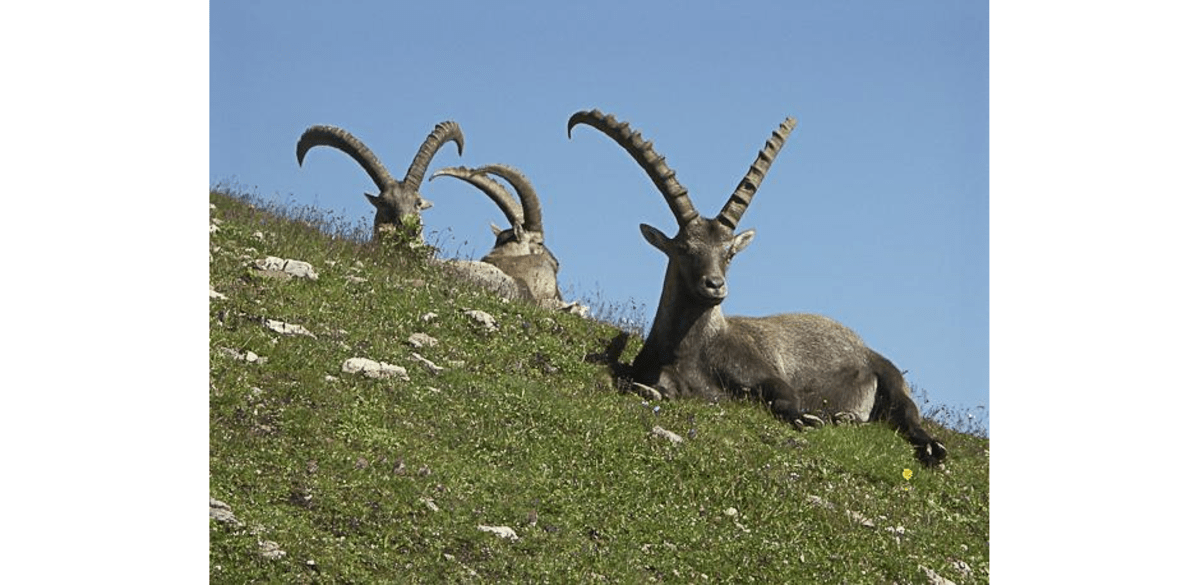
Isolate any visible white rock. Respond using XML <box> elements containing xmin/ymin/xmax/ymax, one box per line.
<box><xmin>407</xmin><ymin>333</ymin><xmax>439</xmax><ymax>348</ymax></box>
<box><xmin>846</xmin><ymin>509</ymin><xmax>875</xmax><ymax>528</ymax></box>
<box><xmin>265</xmin><ymin>319</ymin><xmax>315</xmax><ymax>338</ymax></box>
<box><xmin>650</xmin><ymin>425</ymin><xmax>684</xmax><ymax>444</ymax></box>
<box><xmin>209</xmin><ymin>498</ymin><xmax>240</xmax><ymax>525</ymax></box>
<box><xmin>919</xmin><ymin>565</ymin><xmax>957</xmax><ymax>585</ymax></box>
<box><xmin>255</xmin><ymin>256</ymin><xmax>319</xmax><ymax>280</ymax></box>
<box><xmin>209</xmin><ymin>288</ymin><xmax>227</xmax><ymax>300</ymax></box>
<box><xmin>463</xmin><ymin>309</ymin><xmax>498</xmax><ymax>332</ymax></box>
<box><xmin>411</xmin><ymin>352</ymin><xmax>444</xmax><ymax>374</ymax></box>
<box><xmin>341</xmin><ymin>357</ymin><xmax>409</xmax><ymax>380</ymax></box>
<box><xmin>805</xmin><ymin>495</ymin><xmax>835</xmax><ymax>510</ymax></box>
<box><xmin>258</xmin><ymin>540</ymin><xmax>286</xmax><ymax>560</ymax></box>
<box><xmin>477</xmin><ymin>525</ymin><xmax>519</xmax><ymax>540</ymax></box>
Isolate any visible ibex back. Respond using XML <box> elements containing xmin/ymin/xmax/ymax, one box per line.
<box><xmin>568</xmin><ymin>109</ymin><xmax>946</xmax><ymax>466</ymax></box>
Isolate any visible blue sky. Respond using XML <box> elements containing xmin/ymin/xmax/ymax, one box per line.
<box><xmin>212</xmin><ymin>1</ymin><xmax>990</xmax><ymax>422</ymax></box>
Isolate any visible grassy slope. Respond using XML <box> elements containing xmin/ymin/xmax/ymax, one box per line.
<box><xmin>209</xmin><ymin>189</ymin><xmax>988</xmax><ymax>583</ymax></box>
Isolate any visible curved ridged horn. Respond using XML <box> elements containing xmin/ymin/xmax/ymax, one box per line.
<box><xmin>474</xmin><ymin>164</ymin><xmax>544</xmax><ymax>234</ymax></box>
<box><xmin>567</xmin><ymin>109</ymin><xmax>698</xmax><ymax>227</ymax></box>
<box><xmin>717</xmin><ymin>117</ymin><xmax>796</xmax><ymax>231</ymax></box>
<box><xmin>296</xmin><ymin>125</ymin><xmax>396</xmax><ymax>192</ymax></box>
<box><xmin>402</xmin><ymin>121</ymin><xmax>465</xmax><ymax>191</ymax></box>
<box><xmin>429</xmin><ymin>166</ymin><xmax>525</xmax><ymax>232</ymax></box>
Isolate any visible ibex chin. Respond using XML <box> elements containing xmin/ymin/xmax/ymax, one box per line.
<box><xmin>296</xmin><ymin>121</ymin><xmax>464</xmax><ymax>240</ymax></box>
<box><xmin>568</xmin><ymin>109</ymin><xmax>947</xmax><ymax>466</ymax></box>
<box><xmin>429</xmin><ymin>164</ymin><xmax>563</xmax><ymax>305</ymax></box>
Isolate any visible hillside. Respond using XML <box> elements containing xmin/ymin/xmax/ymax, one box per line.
<box><xmin>208</xmin><ymin>188</ymin><xmax>988</xmax><ymax>583</ymax></box>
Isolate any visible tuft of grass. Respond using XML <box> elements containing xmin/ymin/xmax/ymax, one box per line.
<box><xmin>210</xmin><ymin>187</ymin><xmax>989</xmax><ymax>583</ymax></box>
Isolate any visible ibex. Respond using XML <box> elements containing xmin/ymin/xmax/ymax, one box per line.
<box><xmin>296</xmin><ymin>121</ymin><xmax>464</xmax><ymax>240</ymax></box>
<box><xmin>567</xmin><ymin>109</ymin><xmax>947</xmax><ymax>466</ymax></box>
<box><xmin>429</xmin><ymin>164</ymin><xmax>563</xmax><ymax>305</ymax></box>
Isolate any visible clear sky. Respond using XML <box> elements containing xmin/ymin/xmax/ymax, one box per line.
<box><xmin>211</xmin><ymin>1</ymin><xmax>990</xmax><ymax>422</ymax></box>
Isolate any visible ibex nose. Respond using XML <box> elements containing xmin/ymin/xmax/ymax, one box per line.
<box><xmin>704</xmin><ymin>276</ymin><xmax>725</xmax><ymax>291</ymax></box>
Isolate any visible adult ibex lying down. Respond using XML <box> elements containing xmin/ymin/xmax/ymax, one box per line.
<box><xmin>568</xmin><ymin>109</ymin><xmax>946</xmax><ymax>466</ymax></box>
<box><xmin>296</xmin><ymin>121</ymin><xmax>464</xmax><ymax>240</ymax></box>
<box><xmin>429</xmin><ymin>164</ymin><xmax>563</xmax><ymax>305</ymax></box>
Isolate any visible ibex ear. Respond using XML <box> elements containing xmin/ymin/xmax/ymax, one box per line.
<box><xmin>640</xmin><ymin>224</ymin><xmax>672</xmax><ymax>253</ymax></box>
<box><xmin>364</xmin><ymin>193</ymin><xmax>383</xmax><ymax>209</ymax></box>
<box><xmin>730</xmin><ymin>229</ymin><xmax>756</xmax><ymax>256</ymax></box>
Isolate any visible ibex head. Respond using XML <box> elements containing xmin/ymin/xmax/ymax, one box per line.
<box><xmin>296</xmin><ymin>121</ymin><xmax>464</xmax><ymax>237</ymax></box>
<box><xmin>429</xmin><ymin>164</ymin><xmax>550</xmax><ymax>258</ymax></box>
<box><xmin>567</xmin><ymin>109</ymin><xmax>794</xmax><ymax>306</ymax></box>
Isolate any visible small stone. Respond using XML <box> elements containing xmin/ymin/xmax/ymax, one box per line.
<box><xmin>846</xmin><ymin>509</ymin><xmax>875</xmax><ymax>528</ymax></box>
<box><xmin>265</xmin><ymin>319</ymin><xmax>315</xmax><ymax>338</ymax></box>
<box><xmin>209</xmin><ymin>498</ymin><xmax>241</xmax><ymax>526</ymax></box>
<box><xmin>805</xmin><ymin>495</ymin><xmax>834</xmax><ymax>510</ymax></box>
<box><xmin>407</xmin><ymin>333</ymin><xmax>439</xmax><ymax>348</ymax></box>
<box><xmin>254</xmin><ymin>256</ymin><xmax>319</xmax><ymax>280</ymax></box>
<box><xmin>724</xmin><ymin>507</ymin><xmax>738</xmax><ymax>517</ymax></box>
<box><xmin>342</xmin><ymin>357</ymin><xmax>409</xmax><ymax>380</ymax></box>
<box><xmin>258</xmin><ymin>540</ymin><xmax>286</xmax><ymax>560</ymax></box>
<box><xmin>477</xmin><ymin>525</ymin><xmax>519</xmax><ymax>540</ymax></box>
<box><xmin>462</xmin><ymin>309</ymin><xmax>498</xmax><ymax>332</ymax></box>
<box><xmin>411</xmin><ymin>352</ymin><xmax>443</xmax><ymax>374</ymax></box>
<box><xmin>650</xmin><ymin>425</ymin><xmax>684</xmax><ymax>444</ymax></box>
<box><xmin>919</xmin><ymin>565</ymin><xmax>956</xmax><ymax>585</ymax></box>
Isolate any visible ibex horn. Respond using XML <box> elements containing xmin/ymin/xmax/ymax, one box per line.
<box><xmin>568</xmin><ymin>109</ymin><xmax>699</xmax><ymax>227</ymax></box>
<box><xmin>717</xmin><ymin>117</ymin><xmax>796</xmax><ymax>231</ymax></box>
<box><xmin>429</xmin><ymin>166</ymin><xmax>525</xmax><ymax>234</ymax></box>
<box><xmin>401</xmin><ymin>121</ymin><xmax>465</xmax><ymax>191</ymax></box>
<box><xmin>296</xmin><ymin>125</ymin><xmax>397</xmax><ymax>192</ymax></box>
<box><xmin>474</xmin><ymin>164</ymin><xmax>544</xmax><ymax>235</ymax></box>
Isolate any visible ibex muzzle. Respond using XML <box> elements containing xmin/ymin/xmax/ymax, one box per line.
<box><xmin>569</xmin><ymin>108</ymin><xmax>947</xmax><ymax>467</ymax></box>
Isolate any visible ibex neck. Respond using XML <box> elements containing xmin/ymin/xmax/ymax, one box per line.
<box><xmin>640</xmin><ymin>273</ymin><xmax>728</xmax><ymax>366</ymax></box>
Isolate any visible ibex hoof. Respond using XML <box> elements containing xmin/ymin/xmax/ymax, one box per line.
<box><xmin>631</xmin><ymin>382</ymin><xmax>663</xmax><ymax>402</ymax></box>
<box><xmin>796</xmin><ymin>413</ymin><xmax>825</xmax><ymax>428</ymax></box>
<box><xmin>915</xmin><ymin>440</ymin><xmax>948</xmax><ymax>467</ymax></box>
<box><xmin>831</xmin><ymin>412</ymin><xmax>859</xmax><ymax>426</ymax></box>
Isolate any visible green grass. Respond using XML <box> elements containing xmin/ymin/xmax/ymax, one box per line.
<box><xmin>209</xmin><ymin>187</ymin><xmax>989</xmax><ymax>583</ymax></box>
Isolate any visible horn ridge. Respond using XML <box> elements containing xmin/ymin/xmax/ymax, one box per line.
<box><xmin>717</xmin><ymin>116</ymin><xmax>796</xmax><ymax>231</ymax></box>
<box><xmin>568</xmin><ymin>109</ymin><xmax>699</xmax><ymax>226</ymax></box>
<box><xmin>402</xmin><ymin>121</ymin><xmax>465</xmax><ymax>191</ymax></box>
<box><xmin>296</xmin><ymin>125</ymin><xmax>396</xmax><ymax>192</ymax></box>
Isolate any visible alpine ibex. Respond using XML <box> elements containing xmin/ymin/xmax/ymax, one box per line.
<box><xmin>296</xmin><ymin>121</ymin><xmax>464</xmax><ymax>240</ymax></box>
<box><xmin>567</xmin><ymin>109</ymin><xmax>947</xmax><ymax>466</ymax></box>
<box><xmin>429</xmin><ymin>164</ymin><xmax>563</xmax><ymax>304</ymax></box>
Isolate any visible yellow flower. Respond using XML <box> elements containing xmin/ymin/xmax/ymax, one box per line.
<box><xmin>902</xmin><ymin>468</ymin><xmax>913</xmax><ymax>481</ymax></box>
